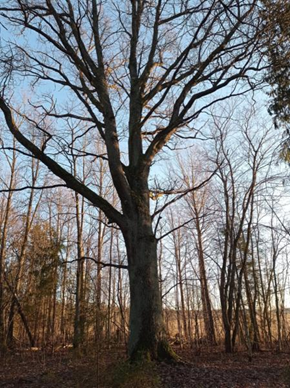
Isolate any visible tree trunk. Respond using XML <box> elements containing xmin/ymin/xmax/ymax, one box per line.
<box><xmin>124</xmin><ymin>222</ymin><xmax>175</xmax><ymax>361</ymax></box>
<box><xmin>5</xmin><ymin>276</ymin><xmax>34</xmax><ymax>347</ymax></box>
<box><xmin>0</xmin><ymin>146</ymin><xmax>16</xmax><ymax>352</ymax></box>
<box><xmin>244</xmin><ymin>265</ymin><xmax>260</xmax><ymax>351</ymax></box>
<box><xmin>195</xmin><ymin>217</ymin><xmax>216</xmax><ymax>345</ymax></box>
<box><xmin>73</xmin><ymin>193</ymin><xmax>86</xmax><ymax>349</ymax></box>
<box><xmin>60</xmin><ymin>237</ymin><xmax>70</xmax><ymax>342</ymax></box>
<box><xmin>95</xmin><ymin>208</ymin><xmax>104</xmax><ymax>342</ymax></box>
<box><xmin>188</xmin><ymin>190</ymin><xmax>216</xmax><ymax>346</ymax></box>
<box><xmin>224</xmin><ymin>325</ymin><xmax>233</xmax><ymax>353</ymax></box>
<box><xmin>175</xmin><ymin>228</ymin><xmax>188</xmax><ymax>341</ymax></box>
<box><xmin>74</xmin><ymin>255</ymin><xmax>85</xmax><ymax>348</ymax></box>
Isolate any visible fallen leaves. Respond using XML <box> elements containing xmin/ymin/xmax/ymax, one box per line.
<box><xmin>0</xmin><ymin>346</ymin><xmax>290</xmax><ymax>387</ymax></box>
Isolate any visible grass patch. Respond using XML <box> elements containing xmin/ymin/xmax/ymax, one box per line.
<box><xmin>107</xmin><ymin>359</ymin><xmax>162</xmax><ymax>388</ymax></box>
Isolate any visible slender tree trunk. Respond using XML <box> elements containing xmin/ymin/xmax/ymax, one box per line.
<box><xmin>185</xmin><ymin>273</ymin><xmax>193</xmax><ymax>346</ymax></box>
<box><xmin>273</xmin><ymin>262</ymin><xmax>282</xmax><ymax>351</ymax></box>
<box><xmin>244</xmin><ymin>265</ymin><xmax>260</xmax><ymax>351</ymax></box>
<box><xmin>7</xmin><ymin>159</ymin><xmax>40</xmax><ymax>346</ymax></box>
<box><xmin>0</xmin><ymin>147</ymin><xmax>16</xmax><ymax>352</ymax></box>
<box><xmin>74</xmin><ymin>253</ymin><xmax>85</xmax><ymax>348</ymax></box>
<box><xmin>73</xmin><ymin>193</ymin><xmax>85</xmax><ymax>348</ymax></box>
<box><xmin>106</xmin><ymin>228</ymin><xmax>114</xmax><ymax>344</ymax></box>
<box><xmin>95</xmin><ymin>207</ymin><xmax>104</xmax><ymax>341</ymax></box>
<box><xmin>256</xmin><ymin>231</ymin><xmax>273</xmax><ymax>346</ymax></box>
<box><xmin>5</xmin><ymin>276</ymin><xmax>34</xmax><ymax>347</ymax></box>
<box><xmin>50</xmin><ymin>262</ymin><xmax>58</xmax><ymax>347</ymax></box>
<box><xmin>193</xmin><ymin>202</ymin><xmax>216</xmax><ymax>345</ymax></box>
<box><xmin>60</xmin><ymin>233</ymin><xmax>70</xmax><ymax>342</ymax></box>
<box><xmin>172</xmin><ymin>225</ymin><xmax>187</xmax><ymax>340</ymax></box>
<box><xmin>175</xmin><ymin>274</ymin><xmax>182</xmax><ymax>344</ymax></box>
<box><xmin>95</xmin><ymin>158</ymin><xmax>105</xmax><ymax>342</ymax></box>
<box><xmin>116</xmin><ymin>235</ymin><xmax>127</xmax><ymax>344</ymax></box>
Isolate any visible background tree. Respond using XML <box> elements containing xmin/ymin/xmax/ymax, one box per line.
<box><xmin>261</xmin><ymin>1</ymin><xmax>290</xmax><ymax>129</ymax></box>
<box><xmin>7</xmin><ymin>157</ymin><xmax>41</xmax><ymax>347</ymax></box>
<box><xmin>0</xmin><ymin>144</ymin><xmax>17</xmax><ymax>352</ymax></box>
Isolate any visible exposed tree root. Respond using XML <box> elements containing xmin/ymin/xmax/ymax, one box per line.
<box><xmin>130</xmin><ymin>339</ymin><xmax>181</xmax><ymax>364</ymax></box>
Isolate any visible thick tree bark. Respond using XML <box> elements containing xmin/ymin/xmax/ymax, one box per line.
<box><xmin>124</xmin><ymin>217</ymin><xmax>175</xmax><ymax>361</ymax></box>
<box><xmin>125</xmin><ymin>225</ymin><xmax>163</xmax><ymax>359</ymax></box>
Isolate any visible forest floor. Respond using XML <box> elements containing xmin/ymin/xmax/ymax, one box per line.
<box><xmin>0</xmin><ymin>345</ymin><xmax>290</xmax><ymax>388</ymax></box>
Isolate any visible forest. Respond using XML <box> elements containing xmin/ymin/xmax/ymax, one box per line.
<box><xmin>0</xmin><ymin>1</ymin><xmax>290</xmax><ymax>387</ymax></box>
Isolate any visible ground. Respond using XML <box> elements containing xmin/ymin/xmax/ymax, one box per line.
<box><xmin>0</xmin><ymin>346</ymin><xmax>290</xmax><ymax>387</ymax></box>
<box><xmin>158</xmin><ymin>348</ymin><xmax>290</xmax><ymax>388</ymax></box>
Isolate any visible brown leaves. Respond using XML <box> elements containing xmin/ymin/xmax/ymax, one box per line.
<box><xmin>158</xmin><ymin>348</ymin><xmax>290</xmax><ymax>387</ymax></box>
<box><xmin>1</xmin><ymin>347</ymin><xmax>290</xmax><ymax>387</ymax></box>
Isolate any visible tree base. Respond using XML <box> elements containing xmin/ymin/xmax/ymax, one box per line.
<box><xmin>157</xmin><ymin>340</ymin><xmax>180</xmax><ymax>362</ymax></box>
<box><xmin>130</xmin><ymin>339</ymin><xmax>180</xmax><ymax>363</ymax></box>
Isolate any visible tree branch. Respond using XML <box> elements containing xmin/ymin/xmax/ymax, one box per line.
<box><xmin>63</xmin><ymin>256</ymin><xmax>128</xmax><ymax>270</ymax></box>
<box><xmin>0</xmin><ymin>97</ymin><xmax>126</xmax><ymax>228</ymax></box>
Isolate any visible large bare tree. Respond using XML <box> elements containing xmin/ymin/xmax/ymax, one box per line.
<box><xmin>0</xmin><ymin>0</ymin><xmax>262</xmax><ymax>359</ymax></box>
